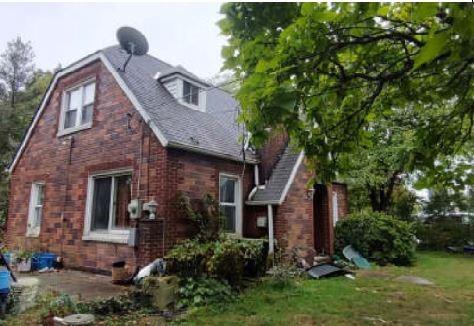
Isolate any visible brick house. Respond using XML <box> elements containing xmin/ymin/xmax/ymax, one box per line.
<box><xmin>6</xmin><ymin>46</ymin><xmax>348</xmax><ymax>273</ymax></box>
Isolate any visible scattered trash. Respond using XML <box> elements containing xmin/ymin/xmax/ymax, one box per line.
<box><xmin>343</xmin><ymin>245</ymin><xmax>371</xmax><ymax>269</ymax></box>
<box><xmin>463</xmin><ymin>244</ymin><xmax>474</xmax><ymax>254</ymax></box>
<box><xmin>362</xmin><ymin>316</ymin><xmax>388</xmax><ymax>323</ymax></box>
<box><xmin>307</xmin><ymin>263</ymin><xmax>349</xmax><ymax>279</ymax></box>
<box><xmin>394</xmin><ymin>275</ymin><xmax>434</xmax><ymax>286</ymax></box>
<box><xmin>53</xmin><ymin>313</ymin><xmax>95</xmax><ymax>325</ymax></box>
<box><xmin>134</xmin><ymin>258</ymin><xmax>166</xmax><ymax>283</ymax></box>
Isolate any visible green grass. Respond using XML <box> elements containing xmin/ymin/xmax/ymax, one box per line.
<box><xmin>177</xmin><ymin>252</ymin><xmax>474</xmax><ymax>325</ymax></box>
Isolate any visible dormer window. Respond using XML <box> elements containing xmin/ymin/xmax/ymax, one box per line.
<box><xmin>58</xmin><ymin>79</ymin><xmax>95</xmax><ymax>136</ymax></box>
<box><xmin>183</xmin><ymin>80</ymin><xmax>199</xmax><ymax>106</ymax></box>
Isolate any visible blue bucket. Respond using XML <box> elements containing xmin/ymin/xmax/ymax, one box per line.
<box><xmin>38</xmin><ymin>252</ymin><xmax>56</xmax><ymax>269</ymax></box>
<box><xmin>0</xmin><ymin>268</ymin><xmax>10</xmax><ymax>292</ymax></box>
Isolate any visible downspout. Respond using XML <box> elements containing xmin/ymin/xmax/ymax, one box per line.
<box><xmin>254</xmin><ymin>165</ymin><xmax>260</xmax><ymax>186</ymax></box>
<box><xmin>267</xmin><ymin>204</ymin><xmax>274</xmax><ymax>257</ymax></box>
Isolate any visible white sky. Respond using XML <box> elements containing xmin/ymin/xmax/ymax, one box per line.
<box><xmin>0</xmin><ymin>2</ymin><xmax>227</xmax><ymax>79</ymax></box>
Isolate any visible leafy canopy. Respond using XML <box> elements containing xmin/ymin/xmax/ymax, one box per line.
<box><xmin>219</xmin><ymin>3</ymin><xmax>473</xmax><ymax>183</ymax></box>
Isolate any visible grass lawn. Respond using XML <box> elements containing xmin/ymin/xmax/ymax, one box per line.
<box><xmin>177</xmin><ymin>252</ymin><xmax>474</xmax><ymax>325</ymax></box>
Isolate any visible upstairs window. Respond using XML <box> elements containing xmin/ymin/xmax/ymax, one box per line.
<box><xmin>183</xmin><ymin>80</ymin><xmax>199</xmax><ymax>106</ymax></box>
<box><xmin>60</xmin><ymin>81</ymin><xmax>95</xmax><ymax>133</ymax></box>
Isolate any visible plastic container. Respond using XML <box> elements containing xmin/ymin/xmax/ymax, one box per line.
<box><xmin>0</xmin><ymin>268</ymin><xmax>11</xmax><ymax>292</ymax></box>
<box><xmin>37</xmin><ymin>252</ymin><xmax>56</xmax><ymax>270</ymax></box>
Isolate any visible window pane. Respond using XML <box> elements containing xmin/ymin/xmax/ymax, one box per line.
<box><xmin>220</xmin><ymin>177</ymin><xmax>235</xmax><ymax>203</ymax></box>
<box><xmin>183</xmin><ymin>81</ymin><xmax>191</xmax><ymax>103</ymax></box>
<box><xmin>64</xmin><ymin>110</ymin><xmax>77</xmax><ymax>129</ymax></box>
<box><xmin>36</xmin><ymin>185</ymin><xmax>44</xmax><ymax>205</ymax></box>
<box><xmin>221</xmin><ymin>206</ymin><xmax>236</xmax><ymax>232</ymax></box>
<box><xmin>34</xmin><ymin>207</ymin><xmax>42</xmax><ymax>227</ymax></box>
<box><xmin>91</xmin><ymin>177</ymin><xmax>111</xmax><ymax>230</ymax></box>
<box><xmin>83</xmin><ymin>83</ymin><xmax>95</xmax><ymax>105</ymax></box>
<box><xmin>68</xmin><ymin>88</ymin><xmax>81</xmax><ymax>110</ymax></box>
<box><xmin>81</xmin><ymin>104</ymin><xmax>93</xmax><ymax>124</ymax></box>
<box><xmin>191</xmin><ymin>85</ymin><xmax>199</xmax><ymax>105</ymax></box>
<box><xmin>113</xmin><ymin>175</ymin><xmax>131</xmax><ymax>229</ymax></box>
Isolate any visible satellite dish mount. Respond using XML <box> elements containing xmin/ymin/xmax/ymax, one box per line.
<box><xmin>116</xmin><ymin>26</ymin><xmax>149</xmax><ymax>72</ymax></box>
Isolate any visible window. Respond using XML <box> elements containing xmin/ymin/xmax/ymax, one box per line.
<box><xmin>27</xmin><ymin>183</ymin><xmax>44</xmax><ymax>237</ymax></box>
<box><xmin>183</xmin><ymin>80</ymin><xmax>199</xmax><ymax>106</ymax></box>
<box><xmin>60</xmin><ymin>81</ymin><xmax>95</xmax><ymax>133</ymax></box>
<box><xmin>83</xmin><ymin>171</ymin><xmax>132</xmax><ymax>243</ymax></box>
<box><xmin>219</xmin><ymin>174</ymin><xmax>241</xmax><ymax>234</ymax></box>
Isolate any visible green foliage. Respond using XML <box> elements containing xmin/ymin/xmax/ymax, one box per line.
<box><xmin>177</xmin><ymin>277</ymin><xmax>233</xmax><ymax>309</ymax></box>
<box><xmin>417</xmin><ymin>218</ymin><xmax>473</xmax><ymax>250</ymax></box>
<box><xmin>335</xmin><ymin>211</ymin><xmax>417</xmax><ymax>265</ymax></box>
<box><xmin>167</xmin><ymin>236</ymin><xmax>266</xmax><ymax>285</ymax></box>
<box><xmin>220</xmin><ymin>3</ymin><xmax>473</xmax><ymax>209</ymax></box>
<box><xmin>166</xmin><ymin>239</ymin><xmax>213</xmax><ymax>278</ymax></box>
<box><xmin>178</xmin><ymin>192</ymin><xmax>222</xmax><ymax>242</ymax></box>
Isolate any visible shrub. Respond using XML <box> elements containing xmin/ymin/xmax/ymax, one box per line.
<box><xmin>416</xmin><ymin>217</ymin><xmax>473</xmax><ymax>250</ymax></box>
<box><xmin>167</xmin><ymin>236</ymin><xmax>266</xmax><ymax>285</ymax></box>
<box><xmin>335</xmin><ymin>211</ymin><xmax>416</xmax><ymax>266</ymax></box>
<box><xmin>177</xmin><ymin>277</ymin><xmax>232</xmax><ymax>309</ymax></box>
<box><xmin>166</xmin><ymin>239</ymin><xmax>213</xmax><ymax>278</ymax></box>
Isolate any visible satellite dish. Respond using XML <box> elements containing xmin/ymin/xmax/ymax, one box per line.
<box><xmin>116</xmin><ymin>27</ymin><xmax>149</xmax><ymax>71</ymax></box>
<box><xmin>117</xmin><ymin>26</ymin><xmax>149</xmax><ymax>56</ymax></box>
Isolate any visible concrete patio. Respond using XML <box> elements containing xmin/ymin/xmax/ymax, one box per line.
<box><xmin>16</xmin><ymin>270</ymin><xmax>127</xmax><ymax>301</ymax></box>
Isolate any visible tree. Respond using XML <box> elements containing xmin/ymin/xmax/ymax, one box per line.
<box><xmin>219</xmin><ymin>3</ymin><xmax>473</xmax><ymax>211</ymax></box>
<box><xmin>0</xmin><ymin>37</ymin><xmax>35</xmax><ymax>107</ymax></box>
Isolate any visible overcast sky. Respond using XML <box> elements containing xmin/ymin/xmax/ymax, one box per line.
<box><xmin>0</xmin><ymin>2</ymin><xmax>226</xmax><ymax>79</ymax></box>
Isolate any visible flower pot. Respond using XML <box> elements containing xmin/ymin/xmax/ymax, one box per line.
<box><xmin>17</xmin><ymin>259</ymin><xmax>31</xmax><ymax>272</ymax></box>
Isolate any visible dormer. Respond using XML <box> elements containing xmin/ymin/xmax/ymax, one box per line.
<box><xmin>157</xmin><ymin>66</ymin><xmax>208</xmax><ymax>112</ymax></box>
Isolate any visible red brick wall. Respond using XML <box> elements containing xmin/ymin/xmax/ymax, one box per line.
<box><xmin>273</xmin><ymin>160</ymin><xmax>314</xmax><ymax>260</ymax></box>
<box><xmin>6</xmin><ymin>59</ymin><xmax>167</xmax><ymax>273</ymax></box>
<box><xmin>257</xmin><ymin>130</ymin><xmax>288</xmax><ymax>183</ymax></box>
<box><xmin>164</xmin><ymin>148</ymin><xmax>254</xmax><ymax>248</ymax></box>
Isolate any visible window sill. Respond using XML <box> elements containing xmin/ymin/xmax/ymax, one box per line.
<box><xmin>82</xmin><ymin>232</ymin><xmax>129</xmax><ymax>244</ymax></box>
<box><xmin>57</xmin><ymin>123</ymin><xmax>92</xmax><ymax>137</ymax></box>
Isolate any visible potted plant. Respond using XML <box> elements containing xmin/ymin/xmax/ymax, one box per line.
<box><xmin>16</xmin><ymin>250</ymin><xmax>33</xmax><ymax>272</ymax></box>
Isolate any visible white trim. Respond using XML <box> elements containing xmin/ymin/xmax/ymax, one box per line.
<box><xmin>219</xmin><ymin>173</ymin><xmax>243</xmax><ymax>236</ymax></box>
<box><xmin>278</xmin><ymin>151</ymin><xmax>305</xmax><ymax>204</ymax></box>
<box><xmin>99</xmin><ymin>54</ymin><xmax>169</xmax><ymax>147</ymax></box>
<box><xmin>246</xmin><ymin>151</ymin><xmax>305</xmax><ymax>206</ymax></box>
<box><xmin>267</xmin><ymin>204</ymin><xmax>274</xmax><ymax>255</ymax></box>
<box><xmin>82</xmin><ymin>169</ymin><xmax>132</xmax><ymax>243</ymax></box>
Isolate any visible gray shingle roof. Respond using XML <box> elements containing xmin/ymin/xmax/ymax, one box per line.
<box><xmin>248</xmin><ymin>146</ymin><xmax>302</xmax><ymax>204</ymax></box>
<box><xmin>101</xmin><ymin>46</ymin><xmax>256</xmax><ymax>163</ymax></box>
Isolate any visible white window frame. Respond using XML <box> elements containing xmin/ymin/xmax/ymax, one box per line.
<box><xmin>176</xmin><ymin>77</ymin><xmax>207</xmax><ymax>112</ymax></box>
<box><xmin>26</xmin><ymin>182</ymin><xmax>45</xmax><ymax>237</ymax></box>
<box><xmin>332</xmin><ymin>191</ymin><xmax>339</xmax><ymax>227</ymax></box>
<box><xmin>58</xmin><ymin>78</ymin><xmax>96</xmax><ymax>136</ymax></box>
<box><xmin>82</xmin><ymin>169</ymin><xmax>132</xmax><ymax>244</ymax></box>
<box><xmin>219</xmin><ymin>173</ymin><xmax>243</xmax><ymax>236</ymax></box>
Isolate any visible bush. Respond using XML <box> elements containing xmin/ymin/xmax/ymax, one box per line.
<box><xmin>416</xmin><ymin>217</ymin><xmax>473</xmax><ymax>250</ymax></box>
<box><xmin>335</xmin><ymin>211</ymin><xmax>416</xmax><ymax>266</ymax></box>
<box><xmin>177</xmin><ymin>277</ymin><xmax>232</xmax><ymax>308</ymax></box>
<box><xmin>167</xmin><ymin>236</ymin><xmax>266</xmax><ymax>285</ymax></box>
